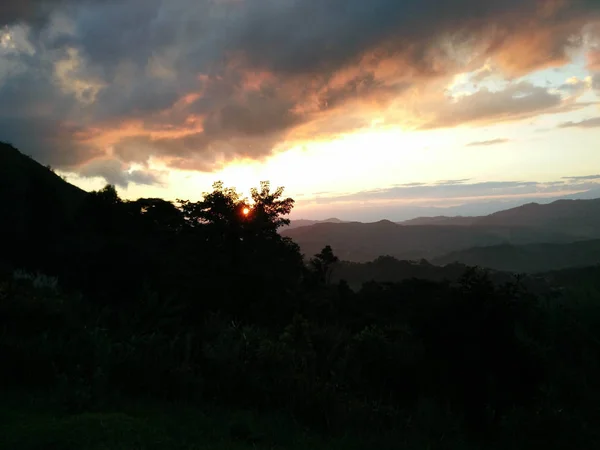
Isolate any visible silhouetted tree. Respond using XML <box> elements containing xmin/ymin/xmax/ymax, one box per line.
<box><xmin>247</xmin><ymin>181</ymin><xmax>295</xmax><ymax>237</ymax></box>
<box><xmin>310</xmin><ymin>245</ymin><xmax>339</xmax><ymax>285</ymax></box>
<box><xmin>126</xmin><ymin>198</ymin><xmax>184</xmax><ymax>233</ymax></box>
<box><xmin>179</xmin><ymin>181</ymin><xmax>247</xmax><ymax>229</ymax></box>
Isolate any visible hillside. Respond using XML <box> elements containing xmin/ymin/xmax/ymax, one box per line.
<box><xmin>398</xmin><ymin>216</ymin><xmax>481</xmax><ymax>226</ymax></box>
<box><xmin>472</xmin><ymin>199</ymin><xmax>600</xmax><ymax>238</ymax></box>
<box><xmin>281</xmin><ymin>219</ymin><xmax>579</xmax><ymax>262</ymax></box>
<box><xmin>283</xmin><ymin>198</ymin><xmax>600</xmax><ymax>262</ymax></box>
<box><xmin>284</xmin><ymin>217</ymin><xmax>347</xmax><ymax>229</ymax></box>
<box><xmin>0</xmin><ymin>142</ymin><xmax>87</xmax><ymax>234</ymax></box>
<box><xmin>331</xmin><ymin>256</ymin><xmax>516</xmax><ymax>290</ymax></box>
<box><xmin>0</xmin><ymin>143</ymin><xmax>89</xmax><ymax>273</ymax></box>
<box><xmin>432</xmin><ymin>239</ymin><xmax>600</xmax><ymax>273</ymax></box>
<box><xmin>398</xmin><ymin>198</ymin><xmax>600</xmax><ymax>232</ymax></box>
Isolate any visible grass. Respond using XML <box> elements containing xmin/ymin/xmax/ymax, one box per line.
<box><xmin>0</xmin><ymin>389</ymin><xmax>481</xmax><ymax>450</ymax></box>
<box><xmin>5</xmin><ymin>389</ymin><xmax>597</xmax><ymax>450</ymax></box>
<box><xmin>0</xmin><ymin>390</ymin><xmax>363</xmax><ymax>450</ymax></box>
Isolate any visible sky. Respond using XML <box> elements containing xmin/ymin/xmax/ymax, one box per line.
<box><xmin>1</xmin><ymin>0</ymin><xmax>600</xmax><ymax>221</ymax></box>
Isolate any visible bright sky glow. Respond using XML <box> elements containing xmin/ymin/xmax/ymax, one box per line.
<box><xmin>2</xmin><ymin>1</ymin><xmax>600</xmax><ymax>221</ymax></box>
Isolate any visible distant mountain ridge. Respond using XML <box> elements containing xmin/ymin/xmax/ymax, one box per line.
<box><xmin>331</xmin><ymin>256</ymin><xmax>516</xmax><ymax>290</ymax></box>
<box><xmin>474</xmin><ymin>199</ymin><xmax>600</xmax><ymax>235</ymax></box>
<box><xmin>398</xmin><ymin>198</ymin><xmax>600</xmax><ymax>230</ymax></box>
<box><xmin>282</xmin><ymin>197</ymin><xmax>600</xmax><ymax>262</ymax></box>
<box><xmin>432</xmin><ymin>239</ymin><xmax>600</xmax><ymax>273</ymax></box>
<box><xmin>285</xmin><ymin>217</ymin><xmax>348</xmax><ymax>229</ymax></box>
<box><xmin>398</xmin><ymin>216</ymin><xmax>481</xmax><ymax>226</ymax></box>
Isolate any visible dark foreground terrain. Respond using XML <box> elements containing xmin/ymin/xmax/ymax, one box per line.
<box><xmin>2</xmin><ymin>143</ymin><xmax>600</xmax><ymax>449</ymax></box>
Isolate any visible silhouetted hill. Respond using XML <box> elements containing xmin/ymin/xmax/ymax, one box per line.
<box><xmin>0</xmin><ymin>142</ymin><xmax>86</xmax><ymax>234</ymax></box>
<box><xmin>331</xmin><ymin>256</ymin><xmax>515</xmax><ymax>290</ymax></box>
<box><xmin>283</xmin><ymin>197</ymin><xmax>600</xmax><ymax>262</ymax></box>
<box><xmin>282</xmin><ymin>220</ymin><xmax>578</xmax><ymax>262</ymax></box>
<box><xmin>0</xmin><ymin>143</ymin><xmax>88</xmax><ymax>273</ymax></box>
<box><xmin>398</xmin><ymin>216</ymin><xmax>481</xmax><ymax>226</ymax></box>
<box><xmin>472</xmin><ymin>199</ymin><xmax>600</xmax><ymax>238</ymax></box>
<box><xmin>285</xmin><ymin>217</ymin><xmax>347</xmax><ymax>229</ymax></box>
<box><xmin>431</xmin><ymin>239</ymin><xmax>600</xmax><ymax>273</ymax></box>
<box><xmin>398</xmin><ymin>198</ymin><xmax>600</xmax><ymax>232</ymax></box>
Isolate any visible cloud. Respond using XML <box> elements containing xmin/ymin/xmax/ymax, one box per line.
<box><xmin>558</xmin><ymin>117</ymin><xmax>600</xmax><ymax>128</ymax></box>
<box><xmin>232</xmin><ymin>0</ymin><xmax>597</xmax><ymax>77</ymax></box>
<box><xmin>0</xmin><ymin>0</ymin><xmax>599</xmax><ymax>177</ymax></box>
<box><xmin>562</xmin><ymin>174</ymin><xmax>600</xmax><ymax>181</ymax></box>
<box><xmin>305</xmin><ymin>178</ymin><xmax>600</xmax><ymax>206</ymax></box>
<box><xmin>589</xmin><ymin>50</ymin><xmax>600</xmax><ymax>70</ymax></box>
<box><xmin>435</xmin><ymin>179</ymin><xmax>471</xmax><ymax>185</ymax></box>
<box><xmin>423</xmin><ymin>81</ymin><xmax>582</xmax><ymax>129</ymax></box>
<box><xmin>0</xmin><ymin>1</ymin><xmax>66</xmax><ymax>26</ymax></box>
<box><xmin>294</xmin><ymin>189</ymin><xmax>600</xmax><ymax>222</ymax></box>
<box><xmin>557</xmin><ymin>76</ymin><xmax>591</xmax><ymax>96</ymax></box>
<box><xmin>395</xmin><ymin>182</ymin><xmax>427</xmax><ymax>187</ymax></box>
<box><xmin>78</xmin><ymin>158</ymin><xmax>165</xmax><ymax>188</ymax></box>
<box><xmin>466</xmin><ymin>138</ymin><xmax>511</xmax><ymax>147</ymax></box>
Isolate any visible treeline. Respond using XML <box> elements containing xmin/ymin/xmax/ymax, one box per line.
<box><xmin>2</xmin><ymin>181</ymin><xmax>600</xmax><ymax>448</ymax></box>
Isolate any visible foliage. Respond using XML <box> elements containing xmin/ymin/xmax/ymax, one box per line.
<box><xmin>2</xmin><ymin>177</ymin><xmax>600</xmax><ymax>448</ymax></box>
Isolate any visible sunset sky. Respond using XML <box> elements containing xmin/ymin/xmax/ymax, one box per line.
<box><xmin>1</xmin><ymin>0</ymin><xmax>600</xmax><ymax>220</ymax></box>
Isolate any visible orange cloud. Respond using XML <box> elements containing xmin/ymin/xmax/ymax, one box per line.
<box><xmin>492</xmin><ymin>23</ymin><xmax>584</xmax><ymax>77</ymax></box>
<box><xmin>588</xmin><ymin>49</ymin><xmax>600</xmax><ymax>71</ymax></box>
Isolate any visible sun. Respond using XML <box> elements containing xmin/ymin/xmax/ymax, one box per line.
<box><xmin>242</xmin><ymin>207</ymin><xmax>250</xmax><ymax>216</ymax></box>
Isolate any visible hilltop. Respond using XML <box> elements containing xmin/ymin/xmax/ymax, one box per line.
<box><xmin>0</xmin><ymin>142</ymin><xmax>86</xmax><ymax>234</ymax></box>
<box><xmin>285</xmin><ymin>217</ymin><xmax>348</xmax><ymax>229</ymax></box>
<box><xmin>282</xmin><ymin>198</ymin><xmax>600</xmax><ymax>263</ymax></box>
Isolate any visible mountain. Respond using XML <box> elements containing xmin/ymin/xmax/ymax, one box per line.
<box><xmin>282</xmin><ymin>198</ymin><xmax>600</xmax><ymax>262</ymax></box>
<box><xmin>0</xmin><ymin>142</ymin><xmax>87</xmax><ymax>238</ymax></box>
<box><xmin>471</xmin><ymin>199</ymin><xmax>600</xmax><ymax>238</ymax></box>
<box><xmin>284</xmin><ymin>217</ymin><xmax>348</xmax><ymax>229</ymax></box>
<box><xmin>331</xmin><ymin>256</ymin><xmax>516</xmax><ymax>290</ymax></box>
<box><xmin>398</xmin><ymin>197</ymin><xmax>600</xmax><ymax>231</ymax></box>
<box><xmin>398</xmin><ymin>216</ymin><xmax>481</xmax><ymax>226</ymax></box>
<box><xmin>561</xmin><ymin>188</ymin><xmax>600</xmax><ymax>200</ymax></box>
<box><xmin>432</xmin><ymin>239</ymin><xmax>600</xmax><ymax>273</ymax></box>
<box><xmin>281</xmin><ymin>219</ymin><xmax>579</xmax><ymax>263</ymax></box>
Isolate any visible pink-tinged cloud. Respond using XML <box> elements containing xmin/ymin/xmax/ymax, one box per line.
<box><xmin>587</xmin><ymin>49</ymin><xmax>600</xmax><ymax>70</ymax></box>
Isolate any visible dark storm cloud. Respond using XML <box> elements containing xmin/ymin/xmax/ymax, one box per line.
<box><xmin>78</xmin><ymin>158</ymin><xmax>165</xmax><ymax>187</ymax></box>
<box><xmin>0</xmin><ymin>0</ymin><xmax>599</xmax><ymax>179</ymax></box>
<box><xmin>233</xmin><ymin>0</ymin><xmax>591</xmax><ymax>75</ymax></box>
<box><xmin>0</xmin><ymin>1</ymin><xmax>64</xmax><ymax>26</ymax></box>
<box><xmin>0</xmin><ymin>1</ymin><xmax>105</xmax><ymax>29</ymax></box>
<box><xmin>0</xmin><ymin>56</ymin><xmax>99</xmax><ymax>166</ymax></box>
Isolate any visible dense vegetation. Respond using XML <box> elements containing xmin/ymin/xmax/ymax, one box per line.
<box><xmin>431</xmin><ymin>240</ymin><xmax>600</xmax><ymax>273</ymax></box>
<box><xmin>2</xmin><ymin>146</ymin><xmax>600</xmax><ymax>448</ymax></box>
